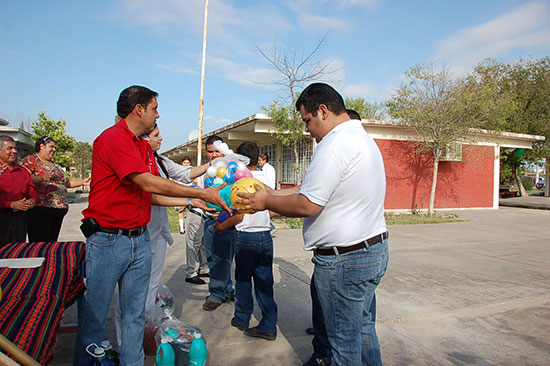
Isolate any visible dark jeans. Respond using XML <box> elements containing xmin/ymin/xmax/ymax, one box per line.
<box><xmin>0</xmin><ymin>209</ymin><xmax>27</xmax><ymax>248</ymax></box>
<box><xmin>27</xmin><ymin>206</ymin><xmax>68</xmax><ymax>242</ymax></box>
<box><xmin>233</xmin><ymin>230</ymin><xmax>277</xmax><ymax>334</ymax></box>
<box><xmin>205</xmin><ymin>219</ymin><xmax>235</xmax><ymax>303</ymax></box>
<box><xmin>311</xmin><ymin>273</ymin><xmax>331</xmax><ymax>362</ymax></box>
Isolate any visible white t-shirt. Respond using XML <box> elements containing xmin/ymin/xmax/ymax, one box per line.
<box><xmin>300</xmin><ymin>119</ymin><xmax>387</xmax><ymax>250</ymax></box>
<box><xmin>235</xmin><ymin>170</ymin><xmax>271</xmax><ymax>232</ymax></box>
<box><xmin>261</xmin><ymin>162</ymin><xmax>276</xmax><ymax>189</ymax></box>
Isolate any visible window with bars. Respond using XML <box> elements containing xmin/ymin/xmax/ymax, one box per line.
<box><xmin>280</xmin><ymin>137</ymin><xmax>313</xmax><ymax>184</ymax></box>
<box><xmin>259</xmin><ymin>144</ymin><xmax>277</xmax><ymax>167</ymax></box>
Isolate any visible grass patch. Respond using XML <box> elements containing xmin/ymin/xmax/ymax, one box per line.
<box><xmin>385</xmin><ymin>212</ymin><xmax>467</xmax><ymax>225</ymax></box>
<box><xmin>168</xmin><ymin>207</ymin><xmax>182</xmax><ymax>233</ymax></box>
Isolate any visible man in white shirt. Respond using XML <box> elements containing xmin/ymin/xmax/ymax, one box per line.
<box><xmin>258</xmin><ymin>153</ymin><xmax>276</xmax><ymax>189</ymax></box>
<box><xmin>237</xmin><ymin>83</ymin><xmax>389</xmax><ymax>366</ymax></box>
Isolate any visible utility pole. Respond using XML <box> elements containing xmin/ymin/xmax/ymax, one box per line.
<box><xmin>197</xmin><ymin>0</ymin><xmax>209</xmax><ymax>164</ymax></box>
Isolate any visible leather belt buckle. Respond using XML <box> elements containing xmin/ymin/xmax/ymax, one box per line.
<box><xmin>127</xmin><ymin>227</ymin><xmax>143</xmax><ymax>237</ymax></box>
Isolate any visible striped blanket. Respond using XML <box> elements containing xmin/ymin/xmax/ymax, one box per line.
<box><xmin>0</xmin><ymin>241</ymin><xmax>86</xmax><ymax>365</ymax></box>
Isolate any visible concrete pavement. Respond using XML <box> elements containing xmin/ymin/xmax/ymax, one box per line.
<box><xmin>50</xmin><ymin>196</ymin><xmax>550</xmax><ymax>365</ymax></box>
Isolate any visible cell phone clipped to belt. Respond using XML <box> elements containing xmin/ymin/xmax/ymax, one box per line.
<box><xmin>80</xmin><ymin>217</ymin><xmax>99</xmax><ymax>237</ymax></box>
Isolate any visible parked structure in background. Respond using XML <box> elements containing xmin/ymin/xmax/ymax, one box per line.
<box><xmin>0</xmin><ymin>117</ymin><xmax>34</xmax><ymax>157</ymax></box>
<box><xmin>162</xmin><ymin>114</ymin><xmax>544</xmax><ymax>211</ymax></box>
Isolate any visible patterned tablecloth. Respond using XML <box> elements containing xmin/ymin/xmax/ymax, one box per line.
<box><xmin>0</xmin><ymin>241</ymin><xmax>86</xmax><ymax>365</ymax></box>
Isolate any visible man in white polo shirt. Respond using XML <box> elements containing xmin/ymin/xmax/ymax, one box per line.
<box><xmin>237</xmin><ymin>83</ymin><xmax>389</xmax><ymax>366</ymax></box>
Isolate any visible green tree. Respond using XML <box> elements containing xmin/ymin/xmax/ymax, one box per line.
<box><xmin>31</xmin><ymin>111</ymin><xmax>76</xmax><ymax>168</ymax></box>
<box><xmin>257</xmin><ymin>34</ymin><xmax>340</xmax><ymax>183</ymax></box>
<box><xmin>72</xmin><ymin>141</ymin><xmax>92</xmax><ymax>178</ymax></box>
<box><xmin>345</xmin><ymin>97</ymin><xmax>385</xmax><ymax>120</ymax></box>
<box><xmin>468</xmin><ymin>57</ymin><xmax>550</xmax><ymax>196</ymax></box>
<box><xmin>386</xmin><ymin>62</ymin><xmax>499</xmax><ymax>214</ymax></box>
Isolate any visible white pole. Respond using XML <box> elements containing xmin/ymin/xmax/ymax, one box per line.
<box><xmin>197</xmin><ymin>0</ymin><xmax>209</xmax><ymax>164</ymax></box>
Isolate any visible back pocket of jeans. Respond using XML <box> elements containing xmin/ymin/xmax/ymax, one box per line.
<box><xmin>343</xmin><ymin>261</ymin><xmax>380</xmax><ymax>298</ymax></box>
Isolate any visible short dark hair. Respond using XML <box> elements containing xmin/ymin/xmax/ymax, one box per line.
<box><xmin>182</xmin><ymin>156</ymin><xmax>192</xmax><ymax>163</ymax></box>
<box><xmin>346</xmin><ymin>109</ymin><xmax>361</xmax><ymax>120</ymax></box>
<box><xmin>35</xmin><ymin>136</ymin><xmax>56</xmax><ymax>152</ymax></box>
<box><xmin>296</xmin><ymin>83</ymin><xmax>346</xmax><ymax>117</ymax></box>
<box><xmin>117</xmin><ymin>85</ymin><xmax>159</xmax><ymax>118</ymax></box>
<box><xmin>260</xmin><ymin>153</ymin><xmax>269</xmax><ymax>162</ymax></box>
<box><xmin>205</xmin><ymin>135</ymin><xmax>223</xmax><ymax>146</ymax></box>
<box><xmin>237</xmin><ymin>141</ymin><xmax>259</xmax><ymax>167</ymax></box>
<box><xmin>0</xmin><ymin>135</ymin><xmax>15</xmax><ymax>149</ymax></box>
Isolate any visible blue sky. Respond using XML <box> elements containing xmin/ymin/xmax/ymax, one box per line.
<box><xmin>1</xmin><ymin>0</ymin><xmax>549</xmax><ymax>151</ymax></box>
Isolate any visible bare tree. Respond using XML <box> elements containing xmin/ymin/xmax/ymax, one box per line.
<box><xmin>257</xmin><ymin>33</ymin><xmax>341</xmax><ymax>183</ymax></box>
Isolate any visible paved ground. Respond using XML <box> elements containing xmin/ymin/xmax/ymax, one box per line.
<box><xmin>49</xmin><ymin>196</ymin><xmax>550</xmax><ymax>366</ymax></box>
<box><xmin>500</xmin><ymin>194</ymin><xmax>550</xmax><ymax>210</ymax></box>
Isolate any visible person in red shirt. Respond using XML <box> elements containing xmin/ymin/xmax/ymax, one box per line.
<box><xmin>74</xmin><ymin>85</ymin><xmax>229</xmax><ymax>366</ymax></box>
<box><xmin>0</xmin><ymin>135</ymin><xmax>39</xmax><ymax>247</ymax></box>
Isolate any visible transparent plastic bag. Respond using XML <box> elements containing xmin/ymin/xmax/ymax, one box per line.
<box><xmin>155</xmin><ymin>319</ymin><xmax>208</xmax><ymax>366</ymax></box>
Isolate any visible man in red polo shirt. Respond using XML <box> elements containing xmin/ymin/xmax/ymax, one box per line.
<box><xmin>74</xmin><ymin>86</ymin><xmax>228</xmax><ymax>366</ymax></box>
<box><xmin>0</xmin><ymin>135</ymin><xmax>39</xmax><ymax>247</ymax></box>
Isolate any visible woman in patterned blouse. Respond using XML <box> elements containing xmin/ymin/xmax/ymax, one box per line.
<box><xmin>21</xmin><ymin>136</ymin><xmax>91</xmax><ymax>242</ymax></box>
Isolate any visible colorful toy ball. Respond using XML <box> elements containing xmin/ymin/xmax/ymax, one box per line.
<box><xmin>227</xmin><ymin>161</ymin><xmax>238</xmax><ymax>173</ymax></box>
<box><xmin>244</xmin><ymin>170</ymin><xmax>253</xmax><ymax>178</ymax></box>
<box><xmin>224</xmin><ymin>172</ymin><xmax>235</xmax><ymax>184</ymax></box>
<box><xmin>230</xmin><ymin>177</ymin><xmax>265</xmax><ymax>214</ymax></box>
<box><xmin>234</xmin><ymin>170</ymin><xmax>248</xmax><ymax>181</ymax></box>
<box><xmin>217</xmin><ymin>166</ymin><xmax>227</xmax><ymax>178</ymax></box>
<box><xmin>206</xmin><ymin>165</ymin><xmax>218</xmax><ymax>178</ymax></box>
<box><xmin>213</xmin><ymin>177</ymin><xmax>224</xmax><ymax>185</ymax></box>
<box><xmin>204</xmin><ymin>177</ymin><xmax>214</xmax><ymax>187</ymax></box>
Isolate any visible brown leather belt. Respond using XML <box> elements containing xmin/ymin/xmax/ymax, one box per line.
<box><xmin>314</xmin><ymin>231</ymin><xmax>388</xmax><ymax>256</ymax></box>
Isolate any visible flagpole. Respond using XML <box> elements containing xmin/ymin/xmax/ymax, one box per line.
<box><xmin>197</xmin><ymin>0</ymin><xmax>209</xmax><ymax>165</ymax></box>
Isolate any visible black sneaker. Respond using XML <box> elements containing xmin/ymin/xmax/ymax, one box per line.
<box><xmin>302</xmin><ymin>357</ymin><xmax>331</xmax><ymax>366</ymax></box>
<box><xmin>243</xmin><ymin>326</ymin><xmax>276</xmax><ymax>341</ymax></box>
<box><xmin>202</xmin><ymin>298</ymin><xmax>223</xmax><ymax>311</ymax></box>
<box><xmin>185</xmin><ymin>276</ymin><xmax>206</xmax><ymax>285</ymax></box>
<box><xmin>305</xmin><ymin>327</ymin><xmax>315</xmax><ymax>335</ymax></box>
<box><xmin>230</xmin><ymin>317</ymin><xmax>247</xmax><ymax>331</ymax></box>
<box><xmin>198</xmin><ymin>271</ymin><xmax>210</xmax><ymax>278</ymax></box>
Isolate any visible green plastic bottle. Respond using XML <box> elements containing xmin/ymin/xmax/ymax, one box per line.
<box><xmin>188</xmin><ymin>333</ymin><xmax>207</xmax><ymax>366</ymax></box>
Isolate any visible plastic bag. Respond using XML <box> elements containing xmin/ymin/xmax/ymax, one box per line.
<box><xmin>143</xmin><ymin>283</ymin><xmax>175</xmax><ymax>355</ymax></box>
<box><xmin>155</xmin><ymin>319</ymin><xmax>208</xmax><ymax>366</ymax></box>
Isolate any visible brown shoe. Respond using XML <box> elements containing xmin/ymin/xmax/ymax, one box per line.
<box><xmin>202</xmin><ymin>298</ymin><xmax>223</xmax><ymax>311</ymax></box>
<box><xmin>243</xmin><ymin>326</ymin><xmax>276</xmax><ymax>341</ymax></box>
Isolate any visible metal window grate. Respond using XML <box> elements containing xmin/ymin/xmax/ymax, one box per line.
<box><xmin>280</xmin><ymin>137</ymin><xmax>313</xmax><ymax>184</ymax></box>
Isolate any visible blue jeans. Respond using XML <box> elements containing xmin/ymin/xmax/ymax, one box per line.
<box><xmin>311</xmin><ymin>273</ymin><xmax>331</xmax><ymax>362</ymax></box>
<box><xmin>205</xmin><ymin>219</ymin><xmax>234</xmax><ymax>303</ymax></box>
<box><xmin>74</xmin><ymin>230</ymin><xmax>152</xmax><ymax>366</ymax></box>
<box><xmin>233</xmin><ymin>230</ymin><xmax>277</xmax><ymax>334</ymax></box>
<box><xmin>313</xmin><ymin>238</ymin><xmax>389</xmax><ymax>366</ymax></box>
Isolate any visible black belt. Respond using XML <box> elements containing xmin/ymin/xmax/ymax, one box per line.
<box><xmin>97</xmin><ymin>225</ymin><xmax>147</xmax><ymax>238</ymax></box>
<box><xmin>188</xmin><ymin>209</ymin><xmax>210</xmax><ymax>220</ymax></box>
<box><xmin>314</xmin><ymin>231</ymin><xmax>388</xmax><ymax>256</ymax></box>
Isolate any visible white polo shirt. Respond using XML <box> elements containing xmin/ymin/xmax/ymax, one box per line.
<box><xmin>300</xmin><ymin>119</ymin><xmax>387</xmax><ymax>251</ymax></box>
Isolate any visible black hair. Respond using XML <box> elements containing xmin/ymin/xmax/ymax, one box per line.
<box><xmin>295</xmin><ymin>83</ymin><xmax>346</xmax><ymax>117</ymax></box>
<box><xmin>237</xmin><ymin>141</ymin><xmax>259</xmax><ymax>167</ymax></box>
<box><xmin>346</xmin><ymin>109</ymin><xmax>361</xmax><ymax>120</ymax></box>
<box><xmin>0</xmin><ymin>135</ymin><xmax>15</xmax><ymax>149</ymax></box>
<box><xmin>117</xmin><ymin>85</ymin><xmax>159</xmax><ymax>119</ymax></box>
<box><xmin>205</xmin><ymin>135</ymin><xmax>223</xmax><ymax>146</ymax></box>
<box><xmin>35</xmin><ymin>136</ymin><xmax>56</xmax><ymax>152</ymax></box>
<box><xmin>260</xmin><ymin>153</ymin><xmax>269</xmax><ymax>162</ymax></box>
<box><xmin>182</xmin><ymin>156</ymin><xmax>192</xmax><ymax>163</ymax></box>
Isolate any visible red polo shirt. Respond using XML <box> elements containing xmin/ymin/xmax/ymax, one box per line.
<box><xmin>0</xmin><ymin>163</ymin><xmax>40</xmax><ymax>209</ymax></box>
<box><xmin>82</xmin><ymin>119</ymin><xmax>159</xmax><ymax>229</ymax></box>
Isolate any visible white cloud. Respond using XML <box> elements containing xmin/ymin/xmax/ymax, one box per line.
<box><xmin>156</xmin><ymin>63</ymin><xmax>199</xmax><ymax>75</ymax></box>
<box><xmin>297</xmin><ymin>13</ymin><xmax>349</xmax><ymax>31</ymax></box>
<box><xmin>217</xmin><ymin>118</ymin><xmax>232</xmax><ymax>124</ymax></box>
<box><xmin>435</xmin><ymin>1</ymin><xmax>550</xmax><ymax>73</ymax></box>
<box><xmin>208</xmin><ymin>56</ymin><xmax>278</xmax><ymax>87</ymax></box>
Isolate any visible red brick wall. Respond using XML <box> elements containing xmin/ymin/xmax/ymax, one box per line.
<box><xmin>376</xmin><ymin>140</ymin><xmax>494</xmax><ymax>210</ymax></box>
